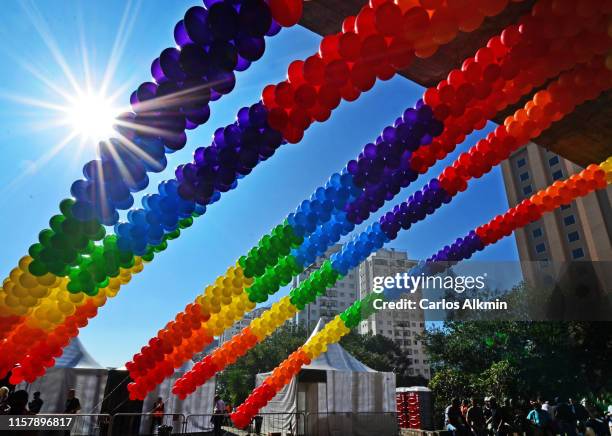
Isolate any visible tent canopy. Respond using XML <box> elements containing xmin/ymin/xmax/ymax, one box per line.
<box><xmin>55</xmin><ymin>337</ymin><xmax>104</xmax><ymax>369</ymax></box>
<box><xmin>302</xmin><ymin>319</ymin><xmax>375</xmax><ymax>373</ymax></box>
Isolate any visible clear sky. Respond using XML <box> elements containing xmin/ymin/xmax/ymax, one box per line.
<box><xmin>0</xmin><ymin>0</ymin><xmax>518</xmax><ymax>367</ymax></box>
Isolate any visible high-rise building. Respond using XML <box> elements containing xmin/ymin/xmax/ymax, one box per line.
<box><xmin>219</xmin><ymin>306</ymin><xmax>269</xmax><ymax>344</ymax></box>
<box><xmin>293</xmin><ymin>244</ymin><xmax>360</xmax><ymax>331</ymax></box>
<box><xmin>357</xmin><ymin>248</ymin><xmax>430</xmax><ymax>379</ymax></box>
<box><xmin>501</xmin><ymin>142</ymin><xmax>612</xmax><ymax>287</ymax></box>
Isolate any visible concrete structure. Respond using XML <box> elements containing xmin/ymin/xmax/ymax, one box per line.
<box><xmin>357</xmin><ymin>249</ymin><xmax>430</xmax><ymax>379</ymax></box>
<box><xmin>219</xmin><ymin>306</ymin><xmax>269</xmax><ymax>344</ymax></box>
<box><xmin>299</xmin><ymin>0</ymin><xmax>611</xmax><ymax>167</ymax></box>
<box><xmin>294</xmin><ymin>245</ymin><xmax>360</xmax><ymax>331</ymax></box>
<box><xmin>501</xmin><ymin>142</ymin><xmax>612</xmax><ymax>288</ymax></box>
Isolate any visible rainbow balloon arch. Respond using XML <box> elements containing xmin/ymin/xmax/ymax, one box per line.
<box><xmin>1</xmin><ymin>0</ymin><xmax>611</xmax><ymax>429</ymax></box>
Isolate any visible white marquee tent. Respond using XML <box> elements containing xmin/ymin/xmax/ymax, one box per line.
<box><xmin>17</xmin><ymin>337</ymin><xmax>108</xmax><ymax>414</ymax></box>
<box><xmin>256</xmin><ymin>318</ymin><xmax>396</xmax><ymax>436</ymax></box>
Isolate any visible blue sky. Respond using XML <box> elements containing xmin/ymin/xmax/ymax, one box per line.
<box><xmin>0</xmin><ymin>0</ymin><xmax>518</xmax><ymax>367</ymax></box>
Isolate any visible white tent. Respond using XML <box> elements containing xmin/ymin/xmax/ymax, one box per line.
<box><xmin>256</xmin><ymin>318</ymin><xmax>396</xmax><ymax>436</ymax></box>
<box><xmin>18</xmin><ymin>337</ymin><xmax>108</xmax><ymax>414</ymax></box>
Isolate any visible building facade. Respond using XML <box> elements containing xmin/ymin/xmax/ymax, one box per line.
<box><xmin>501</xmin><ymin>142</ymin><xmax>612</xmax><ymax>288</ymax></box>
<box><xmin>357</xmin><ymin>248</ymin><xmax>430</xmax><ymax>379</ymax></box>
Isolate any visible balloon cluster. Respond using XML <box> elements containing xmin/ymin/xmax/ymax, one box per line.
<box><xmin>343</xmin><ymin>102</ymin><xmax>440</xmax><ymax>225</ymax></box>
<box><xmin>69</xmin><ymin>0</ymin><xmax>294</xmax><ymax>225</ymax></box>
<box><xmin>10</xmin><ymin>0</ymin><xmax>304</xmax><ymax>293</ymax></box>
<box><xmin>7</xmin><ymin>258</ymin><xmax>144</xmax><ymax>384</ymax></box>
<box><xmin>172</xmin><ymin>296</ymin><xmax>297</xmax><ymax>399</ymax></box>
<box><xmin>232</xmin><ymin>153</ymin><xmax>612</xmax><ymax>423</ymax></box>
<box><xmin>413</xmin><ymin>3</ymin><xmax>611</xmax><ymax>174</ymax></box>
<box><xmin>262</xmin><ymin>0</ymin><xmax>528</xmax><ymax>143</ymax></box>
<box><xmin>1</xmin><ymin>259</ymin><xmax>143</xmax><ymax>382</ymax></box>
<box><xmin>131</xmin><ymin>0</ymin><xmax>604</xmax><ymax>396</ymax></box>
<box><xmin>439</xmin><ymin>58</ymin><xmax>611</xmax><ymax>197</ymax></box>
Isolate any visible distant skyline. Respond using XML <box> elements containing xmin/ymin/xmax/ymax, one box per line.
<box><xmin>0</xmin><ymin>0</ymin><xmax>518</xmax><ymax>367</ymax></box>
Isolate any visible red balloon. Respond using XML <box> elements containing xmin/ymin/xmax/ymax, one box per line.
<box><xmin>303</xmin><ymin>55</ymin><xmax>325</xmax><ymax>85</ymax></box>
<box><xmin>338</xmin><ymin>32</ymin><xmax>361</xmax><ymax>61</ymax></box>
<box><xmin>388</xmin><ymin>37</ymin><xmax>414</xmax><ymax>69</ymax></box>
<box><xmin>350</xmin><ymin>61</ymin><xmax>377</xmax><ymax>91</ymax></box>
<box><xmin>340</xmin><ymin>83</ymin><xmax>361</xmax><ymax>102</ymax></box>
<box><xmin>375</xmin><ymin>2</ymin><xmax>403</xmax><ymax>36</ymax></box>
<box><xmin>269</xmin><ymin>0</ymin><xmax>303</xmax><ymax>27</ymax></box>
<box><xmin>319</xmin><ymin>34</ymin><xmax>340</xmax><ymax>61</ymax></box>
<box><xmin>342</xmin><ymin>15</ymin><xmax>357</xmax><ymax>33</ymax></box>
<box><xmin>287</xmin><ymin>60</ymin><xmax>305</xmax><ymax>85</ymax></box>
<box><xmin>402</xmin><ymin>7</ymin><xmax>430</xmax><ymax>42</ymax></box>
<box><xmin>324</xmin><ymin>59</ymin><xmax>350</xmax><ymax>87</ymax></box>
<box><xmin>275</xmin><ymin>82</ymin><xmax>295</xmax><ymax>108</ymax></box>
<box><xmin>361</xmin><ymin>34</ymin><xmax>387</xmax><ymax>66</ymax></box>
<box><xmin>355</xmin><ymin>6</ymin><xmax>377</xmax><ymax>36</ymax></box>
<box><xmin>317</xmin><ymin>84</ymin><xmax>341</xmax><ymax>110</ymax></box>
<box><xmin>267</xmin><ymin>107</ymin><xmax>289</xmax><ymax>130</ymax></box>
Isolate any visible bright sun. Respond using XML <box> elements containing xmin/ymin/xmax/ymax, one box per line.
<box><xmin>65</xmin><ymin>92</ymin><xmax>121</xmax><ymax>143</ymax></box>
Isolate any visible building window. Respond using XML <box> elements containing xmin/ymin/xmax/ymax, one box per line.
<box><xmin>568</xmin><ymin>231</ymin><xmax>580</xmax><ymax>242</ymax></box>
<box><xmin>564</xmin><ymin>215</ymin><xmax>576</xmax><ymax>226</ymax></box>
<box><xmin>549</xmin><ymin>156</ymin><xmax>560</xmax><ymax>167</ymax></box>
<box><xmin>572</xmin><ymin>248</ymin><xmax>585</xmax><ymax>259</ymax></box>
<box><xmin>532</xmin><ymin>228</ymin><xmax>542</xmax><ymax>238</ymax></box>
<box><xmin>519</xmin><ymin>172</ymin><xmax>530</xmax><ymax>181</ymax></box>
<box><xmin>560</xmin><ymin>204</ymin><xmax>571</xmax><ymax>210</ymax></box>
<box><xmin>535</xmin><ymin>243</ymin><xmax>546</xmax><ymax>253</ymax></box>
<box><xmin>523</xmin><ymin>185</ymin><xmax>533</xmax><ymax>195</ymax></box>
<box><xmin>517</xmin><ymin>158</ymin><xmax>526</xmax><ymax>168</ymax></box>
<box><xmin>552</xmin><ymin>170</ymin><xmax>564</xmax><ymax>180</ymax></box>
<box><xmin>414</xmin><ymin>359</ymin><xmax>419</xmax><ymax>364</ymax></box>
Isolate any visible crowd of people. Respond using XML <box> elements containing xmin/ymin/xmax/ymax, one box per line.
<box><xmin>445</xmin><ymin>396</ymin><xmax>612</xmax><ymax>436</ymax></box>
<box><xmin>0</xmin><ymin>386</ymin><xmax>81</xmax><ymax>416</ymax></box>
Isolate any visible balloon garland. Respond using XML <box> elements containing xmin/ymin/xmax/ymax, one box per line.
<box><xmin>2</xmin><ymin>0</ymin><xmax>608</xmax><ymax>392</ymax></box>
<box><xmin>171</xmin><ymin>58</ymin><xmax>611</xmax><ymax>399</ymax></box>
<box><xmin>159</xmin><ymin>7</ymin><xmax>611</xmax><ymax>397</ymax></box>
<box><xmin>120</xmin><ymin>0</ymin><xmax>529</xmax><ymax>399</ymax></box>
<box><xmin>230</xmin><ymin>156</ymin><xmax>612</xmax><ymax>429</ymax></box>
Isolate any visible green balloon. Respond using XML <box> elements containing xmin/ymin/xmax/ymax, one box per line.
<box><xmin>28</xmin><ymin>243</ymin><xmax>44</xmax><ymax>259</ymax></box>
<box><xmin>59</xmin><ymin>198</ymin><xmax>75</xmax><ymax>217</ymax></box>
<box><xmin>49</xmin><ymin>215</ymin><xmax>66</xmax><ymax>233</ymax></box>
<box><xmin>39</xmin><ymin>229</ymin><xmax>54</xmax><ymax>247</ymax></box>
<box><xmin>28</xmin><ymin>259</ymin><xmax>48</xmax><ymax>276</ymax></box>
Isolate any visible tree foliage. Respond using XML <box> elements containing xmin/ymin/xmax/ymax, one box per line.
<box><xmin>422</xmin><ymin>321</ymin><xmax>612</xmax><ymax>409</ymax></box>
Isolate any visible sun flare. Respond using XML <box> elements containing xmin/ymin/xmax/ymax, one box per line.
<box><xmin>64</xmin><ymin>92</ymin><xmax>121</xmax><ymax>143</ymax></box>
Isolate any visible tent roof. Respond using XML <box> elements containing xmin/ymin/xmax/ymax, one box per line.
<box><xmin>301</xmin><ymin>318</ymin><xmax>375</xmax><ymax>373</ymax></box>
<box><xmin>55</xmin><ymin>337</ymin><xmax>104</xmax><ymax>369</ymax></box>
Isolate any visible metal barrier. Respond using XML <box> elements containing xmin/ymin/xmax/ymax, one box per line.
<box><xmin>109</xmin><ymin>413</ymin><xmax>185</xmax><ymax>435</ymax></box>
<box><xmin>184</xmin><ymin>412</ymin><xmax>306</xmax><ymax>435</ymax></box>
<box><xmin>305</xmin><ymin>412</ymin><xmax>400</xmax><ymax>436</ymax></box>
<box><xmin>36</xmin><ymin>413</ymin><xmax>111</xmax><ymax>436</ymax></box>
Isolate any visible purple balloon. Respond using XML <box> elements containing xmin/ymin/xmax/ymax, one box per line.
<box><xmin>151</xmin><ymin>58</ymin><xmax>167</xmax><ymax>84</ymax></box>
<box><xmin>184</xmin><ymin>7</ymin><xmax>211</xmax><ymax>46</ymax></box>
<box><xmin>266</xmin><ymin>19</ymin><xmax>281</xmax><ymax>37</ymax></box>
<box><xmin>235</xmin><ymin>55</ymin><xmax>251</xmax><ymax>72</ymax></box>
<box><xmin>174</xmin><ymin>20</ymin><xmax>193</xmax><ymax>47</ymax></box>
<box><xmin>160</xmin><ymin>48</ymin><xmax>186</xmax><ymax>82</ymax></box>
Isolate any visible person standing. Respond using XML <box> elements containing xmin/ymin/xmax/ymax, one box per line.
<box><xmin>151</xmin><ymin>397</ymin><xmax>165</xmax><ymax>434</ymax></box>
<box><xmin>553</xmin><ymin>397</ymin><xmax>577</xmax><ymax>436</ymax></box>
<box><xmin>527</xmin><ymin>400</ymin><xmax>551</xmax><ymax>436</ymax></box>
<box><xmin>0</xmin><ymin>387</ymin><xmax>9</xmax><ymax>414</ymax></box>
<box><xmin>467</xmin><ymin>397</ymin><xmax>487</xmax><ymax>436</ymax></box>
<box><xmin>28</xmin><ymin>392</ymin><xmax>43</xmax><ymax>414</ymax></box>
<box><xmin>212</xmin><ymin>395</ymin><xmax>226</xmax><ymax>436</ymax></box>
<box><xmin>445</xmin><ymin>397</ymin><xmax>469</xmax><ymax>435</ymax></box>
<box><xmin>64</xmin><ymin>389</ymin><xmax>81</xmax><ymax>414</ymax></box>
